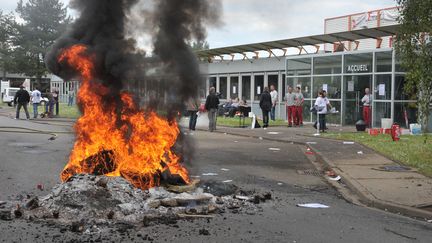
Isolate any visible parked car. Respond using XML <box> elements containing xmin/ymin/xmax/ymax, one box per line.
<box><xmin>2</xmin><ymin>88</ymin><xmax>19</xmax><ymax>106</ymax></box>
<box><xmin>1</xmin><ymin>88</ymin><xmax>48</xmax><ymax>106</ymax></box>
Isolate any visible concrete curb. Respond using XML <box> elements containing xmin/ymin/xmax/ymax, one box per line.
<box><xmin>198</xmin><ymin>127</ymin><xmax>432</xmax><ymax>221</ymax></box>
<box><xmin>310</xmin><ymin>146</ymin><xmax>432</xmax><ymax>220</ymax></box>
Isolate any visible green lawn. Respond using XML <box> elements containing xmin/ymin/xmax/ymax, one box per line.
<box><xmin>322</xmin><ymin>132</ymin><xmax>432</xmax><ymax>177</ymax></box>
<box><xmin>29</xmin><ymin>103</ymin><xmax>81</xmax><ymax>119</ymax></box>
<box><xmin>216</xmin><ymin>116</ymin><xmax>288</xmax><ymax>127</ymax></box>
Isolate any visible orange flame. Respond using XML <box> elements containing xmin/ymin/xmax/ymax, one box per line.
<box><xmin>59</xmin><ymin>44</ymin><xmax>190</xmax><ymax>189</ymax></box>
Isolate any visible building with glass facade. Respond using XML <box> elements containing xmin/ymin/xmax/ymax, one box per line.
<box><xmin>198</xmin><ymin>8</ymin><xmax>431</xmax><ymax>130</ymax></box>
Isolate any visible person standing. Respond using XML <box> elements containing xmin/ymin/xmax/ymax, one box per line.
<box><xmin>284</xmin><ymin>87</ymin><xmax>296</xmax><ymax>127</ymax></box>
<box><xmin>259</xmin><ymin>87</ymin><xmax>272</xmax><ymax>128</ymax></box>
<box><xmin>294</xmin><ymin>86</ymin><xmax>304</xmax><ymax>126</ymax></box>
<box><xmin>68</xmin><ymin>89</ymin><xmax>75</xmax><ymax>106</ymax></box>
<box><xmin>53</xmin><ymin>89</ymin><xmax>59</xmax><ymax>116</ymax></box>
<box><xmin>13</xmin><ymin>86</ymin><xmax>30</xmax><ymax>120</ymax></box>
<box><xmin>186</xmin><ymin>97</ymin><xmax>200</xmax><ymax>131</ymax></box>
<box><xmin>45</xmin><ymin>89</ymin><xmax>55</xmax><ymax>118</ymax></box>
<box><xmin>205</xmin><ymin>87</ymin><xmax>220</xmax><ymax>132</ymax></box>
<box><xmin>314</xmin><ymin>91</ymin><xmax>329</xmax><ymax>133</ymax></box>
<box><xmin>31</xmin><ymin>86</ymin><xmax>42</xmax><ymax>119</ymax></box>
<box><xmin>270</xmin><ymin>85</ymin><xmax>278</xmax><ymax>121</ymax></box>
<box><xmin>361</xmin><ymin>87</ymin><xmax>372</xmax><ymax>127</ymax></box>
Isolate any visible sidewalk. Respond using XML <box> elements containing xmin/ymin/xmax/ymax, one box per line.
<box><xmin>191</xmin><ymin>121</ymin><xmax>432</xmax><ymax>220</ymax></box>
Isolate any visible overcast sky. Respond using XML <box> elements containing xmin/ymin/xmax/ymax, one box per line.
<box><xmin>1</xmin><ymin>0</ymin><xmax>396</xmax><ymax>48</ymax></box>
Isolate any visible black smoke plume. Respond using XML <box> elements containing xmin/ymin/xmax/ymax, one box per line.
<box><xmin>45</xmin><ymin>0</ymin><xmax>221</xmax><ymax>164</ymax></box>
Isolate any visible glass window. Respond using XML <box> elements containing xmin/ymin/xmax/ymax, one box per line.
<box><xmin>219</xmin><ymin>77</ymin><xmax>227</xmax><ymax>100</ymax></box>
<box><xmin>230</xmin><ymin>76</ymin><xmax>239</xmax><ymax>99</ymax></box>
<box><xmin>268</xmin><ymin>74</ymin><xmax>279</xmax><ymax>94</ymax></box>
<box><xmin>209</xmin><ymin>77</ymin><xmax>216</xmax><ymax>90</ymax></box>
<box><xmin>287</xmin><ymin>58</ymin><xmax>311</xmax><ymax>76</ymax></box>
<box><xmin>395</xmin><ymin>55</ymin><xmax>406</xmax><ymax>72</ymax></box>
<box><xmin>313</xmin><ymin>76</ymin><xmax>341</xmax><ymax>99</ymax></box>
<box><xmin>374</xmin><ymin>75</ymin><xmax>392</xmax><ymax>100</ymax></box>
<box><xmin>302</xmin><ymin>100</ymin><xmax>312</xmax><ymax>123</ymax></box>
<box><xmin>281</xmin><ymin>74</ymin><xmax>286</xmax><ymax>98</ymax></box>
<box><xmin>241</xmin><ymin>76</ymin><xmax>251</xmax><ymax>101</ymax></box>
<box><xmin>287</xmin><ymin>77</ymin><xmax>311</xmax><ymax>99</ymax></box>
<box><xmin>375</xmin><ymin>51</ymin><xmax>393</xmax><ymax>72</ymax></box>
<box><xmin>313</xmin><ymin>55</ymin><xmax>342</xmax><ymax>74</ymax></box>
<box><xmin>254</xmin><ymin>75</ymin><xmax>264</xmax><ymax>100</ymax></box>
<box><xmin>394</xmin><ymin>102</ymin><xmax>418</xmax><ymax>128</ymax></box>
<box><xmin>344</xmin><ymin>53</ymin><xmax>373</xmax><ymax>74</ymax></box>
<box><xmin>373</xmin><ymin>102</ymin><xmax>391</xmax><ymax>128</ymax></box>
<box><xmin>395</xmin><ymin>75</ymin><xmax>416</xmax><ymax>100</ymax></box>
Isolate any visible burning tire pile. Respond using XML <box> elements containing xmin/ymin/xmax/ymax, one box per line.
<box><xmin>0</xmin><ymin>175</ymin><xmax>271</xmax><ymax>233</ymax></box>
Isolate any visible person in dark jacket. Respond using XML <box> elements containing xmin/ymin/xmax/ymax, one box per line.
<box><xmin>259</xmin><ymin>87</ymin><xmax>272</xmax><ymax>128</ymax></box>
<box><xmin>13</xmin><ymin>86</ymin><xmax>31</xmax><ymax>120</ymax></box>
<box><xmin>205</xmin><ymin>87</ymin><xmax>220</xmax><ymax>132</ymax></box>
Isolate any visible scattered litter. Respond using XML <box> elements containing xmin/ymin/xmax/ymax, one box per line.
<box><xmin>268</xmin><ymin>148</ymin><xmax>281</xmax><ymax>151</ymax></box>
<box><xmin>234</xmin><ymin>141</ymin><xmax>238</xmax><ymax>143</ymax></box>
<box><xmin>222</xmin><ymin>180</ymin><xmax>233</xmax><ymax>183</ymax></box>
<box><xmin>190</xmin><ymin>175</ymin><xmax>201</xmax><ymax>178</ymax></box>
<box><xmin>343</xmin><ymin>141</ymin><xmax>355</xmax><ymax>145</ymax></box>
<box><xmin>263</xmin><ymin>128</ymin><xmax>267</xmax><ymax>130</ymax></box>
<box><xmin>36</xmin><ymin>184</ymin><xmax>44</xmax><ymax>191</ymax></box>
<box><xmin>258</xmin><ymin>137</ymin><xmax>263</xmax><ymax>140</ymax></box>
<box><xmin>267</xmin><ymin>132</ymin><xmax>280</xmax><ymax>135</ymax></box>
<box><xmin>220</xmin><ymin>168</ymin><xmax>230</xmax><ymax>171</ymax></box>
<box><xmin>224</xmin><ymin>133</ymin><xmax>227</xmax><ymax>135</ymax></box>
<box><xmin>325</xmin><ymin>170</ymin><xmax>337</xmax><ymax>177</ymax></box>
<box><xmin>202</xmin><ymin>173</ymin><xmax>218</xmax><ymax>176</ymax></box>
<box><xmin>234</xmin><ymin>195</ymin><xmax>250</xmax><ymax>201</ymax></box>
<box><xmin>48</xmin><ymin>136</ymin><xmax>57</xmax><ymax>141</ymax></box>
<box><xmin>328</xmin><ymin>176</ymin><xmax>341</xmax><ymax>181</ymax></box>
<box><xmin>296</xmin><ymin>203</ymin><xmax>329</xmax><ymax>209</ymax></box>
<box><xmin>277</xmin><ymin>183</ymin><xmax>283</xmax><ymax>186</ymax></box>
<box><xmin>313</xmin><ymin>133</ymin><xmax>321</xmax><ymax>137</ymax></box>
<box><xmin>305</xmin><ymin>147</ymin><xmax>314</xmax><ymax>155</ymax></box>
<box><xmin>427</xmin><ymin>220</ymin><xmax>432</xmax><ymax>223</ymax></box>
<box><xmin>357</xmin><ymin>151</ymin><xmax>364</xmax><ymax>155</ymax></box>
<box><xmin>306</xmin><ymin>142</ymin><xmax>317</xmax><ymax>145</ymax></box>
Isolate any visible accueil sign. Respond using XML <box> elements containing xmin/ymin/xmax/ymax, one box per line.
<box><xmin>346</xmin><ymin>64</ymin><xmax>369</xmax><ymax>73</ymax></box>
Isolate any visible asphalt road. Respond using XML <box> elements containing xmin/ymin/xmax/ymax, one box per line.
<box><xmin>1</xmin><ymin>115</ymin><xmax>432</xmax><ymax>242</ymax></box>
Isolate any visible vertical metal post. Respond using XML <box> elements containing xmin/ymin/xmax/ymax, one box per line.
<box><xmin>391</xmin><ymin>49</ymin><xmax>396</xmax><ymax>123</ymax></box>
<box><xmin>227</xmin><ymin>75</ymin><xmax>231</xmax><ymax>100</ymax></box>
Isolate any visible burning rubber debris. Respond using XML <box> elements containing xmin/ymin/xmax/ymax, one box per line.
<box><xmin>0</xmin><ymin>175</ymin><xmax>269</xmax><ymax>232</ymax></box>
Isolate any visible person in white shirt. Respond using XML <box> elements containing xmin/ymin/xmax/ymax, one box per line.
<box><xmin>31</xmin><ymin>87</ymin><xmax>42</xmax><ymax>119</ymax></box>
<box><xmin>361</xmin><ymin>88</ymin><xmax>372</xmax><ymax>127</ymax></box>
<box><xmin>314</xmin><ymin>90</ymin><xmax>331</xmax><ymax>132</ymax></box>
<box><xmin>270</xmin><ymin>85</ymin><xmax>278</xmax><ymax>121</ymax></box>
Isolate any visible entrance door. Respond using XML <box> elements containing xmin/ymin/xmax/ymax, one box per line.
<box><xmin>343</xmin><ymin>75</ymin><xmax>372</xmax><ymax>125</ymax></box>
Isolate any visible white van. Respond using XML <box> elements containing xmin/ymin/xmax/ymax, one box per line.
<box><xmin>2</xmin><ymin>87</ymin><xmax>20</xmax><ymax>106</ymax></box>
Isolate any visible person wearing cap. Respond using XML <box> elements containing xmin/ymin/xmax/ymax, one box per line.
<box><xmin>361</xmin><ymin>87</ymin><xmax>372</xmax><ymax>127</ymax></box>
<box><xmin>294</xmin><ymin>86</ymin><xmax>304</xmax><ymax>126</ymax></box>
<box><xmin>13</xmin><ymin>86</ymin><xmax>31</xmax><ymax>120</ymax></box>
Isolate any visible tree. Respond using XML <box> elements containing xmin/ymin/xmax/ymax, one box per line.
<box><xmin>0</xmin><ymin>11</ymin><xmax>16</xmax><ymax>80</ymax></box>
<box><xmin>190</xmin><ymin>40</ymin><xmax>210</xmax><ymax>51</ymax></box>
<box><xmin>395</xmin><ymin>0</ymin><xmax>432</xmax><ymax>135</ymax></box>
<box><xmin>13</xmin><ymin>0</ymin><xmax>70</xmax><ymax>85</ymax></box>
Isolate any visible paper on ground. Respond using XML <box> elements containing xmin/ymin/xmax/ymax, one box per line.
<box><xmin>343</xmin><ymin>141</ymin><xmax>355</xmax><ymax>145</ymax></box>
<box><xmin>328</xmin><ymin>175</ymin><xmax>341</xmax><ymax>181</ymax></box>
<box><xmin>306</xmin><ymin>142</ymin><xmax>317</xmax><ymax>145</ymax></box>
<box><xmin>222</xmin><ymin>180</ymin><xmax>233</xmax><ymax>183</ymax></box>
<box><xmin>268</xmin><ymin>148</ymin><xmax>281</xmax><ymax>151</ymax></box>
<box><xmin>235</xmin><ymin>195</ymin><xmax>250</xmax><ymax>201</ymax></box>
<box><xmin>267</xmin><ymin>132</ymin><xmax>280</xmax><ymax>135</ymax></box>
<box><xmin>202</xmin><ymin>173</ymin><xmax>218</xmax><ymax>176</ymax></box>
<box><xmin>297</xmin><ymin>203</ymin><xmax>329</xmax><ymax>209</ymax></box>
<box><xmin>357</xmin><ymin>151</ymin><xmax>363</xmax><ymax>155</ymax></box>
<box><xmin>220</xmin><ymin>168</ymin><xmax>230</xmax><ymax>171</ymax></box>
